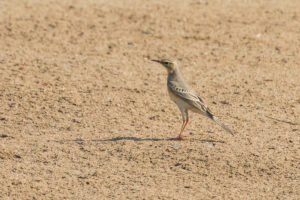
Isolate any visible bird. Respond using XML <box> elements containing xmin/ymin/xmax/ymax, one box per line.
<box><xmin>151</xmin><ymin>58</ymin><xmax>234</xmax><ymax>140</ymax></box>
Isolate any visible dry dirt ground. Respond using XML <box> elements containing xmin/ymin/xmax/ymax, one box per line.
<box><xmin>0</xmin><ymin>0</ymin><xmax>300</xmax><ymax>199</ymax></box>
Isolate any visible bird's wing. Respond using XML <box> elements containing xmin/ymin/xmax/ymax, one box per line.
<box><xmin>167</xmin><ymin>81</ymin><xmax>209</xmax><ymax>113</ymax></box>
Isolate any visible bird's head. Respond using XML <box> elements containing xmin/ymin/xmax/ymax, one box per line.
<box><xmin>151</xmin><ymin>58</ymin><xmax>178</xmax><ymax>74</ymax></box>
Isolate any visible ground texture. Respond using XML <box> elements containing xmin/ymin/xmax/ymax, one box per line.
<box><xmin>0</xmin><ymin>0</ymin><xmax>300</xmax><ymax>199</ymax></box>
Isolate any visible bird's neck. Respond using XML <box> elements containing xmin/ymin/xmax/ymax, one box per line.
<box><xmin>167</xmin><ymin>68</ymin><xmax>184</xmax><ymax>82</ymax></box>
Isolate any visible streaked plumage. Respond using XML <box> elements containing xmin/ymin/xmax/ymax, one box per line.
<box><xmin>152</xmin><ymin>58</ymin><xmax>234</xmax><ymax>140</ymax></box>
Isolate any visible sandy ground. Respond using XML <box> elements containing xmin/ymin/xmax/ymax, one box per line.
<box><xmin>0</xmin><ymin>0</ymin><xmax>300</xmax><ymax>199</ymax></box>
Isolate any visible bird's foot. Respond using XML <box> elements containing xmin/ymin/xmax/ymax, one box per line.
<box><xmin>176</xmin><ymin>135</ymin><xmax>188</xmax><ymax>140</ymax></box>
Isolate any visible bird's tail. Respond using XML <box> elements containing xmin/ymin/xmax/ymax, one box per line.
<box><xmin>205</xmin><ymin>111</ymin><xmax>234</xmax><ymax>136</ymax></box>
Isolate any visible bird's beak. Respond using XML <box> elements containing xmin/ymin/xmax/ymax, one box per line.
<box><xmin>151</xmin><ymin>59</ymin><xmax>161</xmax><ymax>63</ymax></box>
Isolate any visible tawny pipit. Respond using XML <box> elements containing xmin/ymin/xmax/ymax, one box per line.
<box><xmin>152</xmin><ymin>58</ymin><xmax>234</xmax><ymax>140</ymax></box>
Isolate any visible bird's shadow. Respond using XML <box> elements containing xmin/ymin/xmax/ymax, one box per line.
<box><xmin>57</xmin><ymin>137</ymin><xmax>225</xmax><ymax>143</ymax></box>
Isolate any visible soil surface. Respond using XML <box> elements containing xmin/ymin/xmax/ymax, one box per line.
<box><xmin>0</xmin><ymin>0</ymin><xmax>299</xmax><ymax>199</ymax></box>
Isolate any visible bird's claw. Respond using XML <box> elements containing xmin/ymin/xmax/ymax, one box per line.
<box><xmin>176</xmin><ymin>135</ymin><xmax>188</xmax><ymax>140</ymax></box>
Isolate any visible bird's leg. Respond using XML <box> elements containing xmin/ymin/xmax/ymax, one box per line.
<box><xmin>178</xmin><ymin>116</ymin><xmax>189</xmax><ymax>140</ymax></box>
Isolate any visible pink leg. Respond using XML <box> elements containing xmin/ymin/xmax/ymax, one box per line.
<box><xmin>177</xmin><ymin>117</ymin><xmax>189</xmax><ymax>140</ymax></box>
